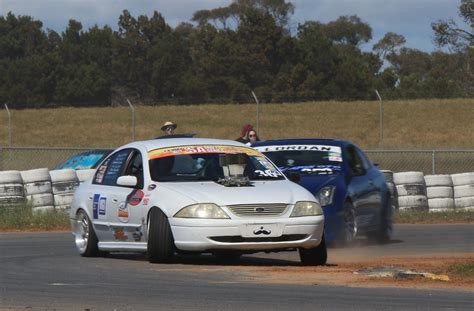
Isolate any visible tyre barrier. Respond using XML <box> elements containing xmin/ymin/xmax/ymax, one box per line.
<box><xmin>0</xmin><ymin>171</ymin><xmax>25</xmax><ymax>208</ymax></box>
<box><xmin>380</xmin><ymin>170</ymin><xmax>394</xmax><ymax>183</ymax></box>
<box><xmin>452</xmin><ymin>173</ymin><xmax>474</xmax><ymax>211</ymax></box>
<box><xmin>50</xmin><ymin>169</ymin><xmax>79</xmax><ymax>211</ymax></box>
<box><xmin>394</xmin><ymin>171</ymin><xmax>428</xmax><ymax>211</ymax></box>
<box><xmin>76</xmin><ymin>169</ymin><xmax>95</xmax><ymax>183</ymax></box>
<box><xmin>424</xmin><ymin>174</ymin><xmax>453</xmax><ymax>187</ymax></box>
<box><xmin>21</xmin><ymin>168</ymin><xmax>54</xmax><ymax>213</ymax></box>
<box><xmin>423</xmin><ymin>175</ymin><xmax>455</xmax><ymax>212</ymax></box>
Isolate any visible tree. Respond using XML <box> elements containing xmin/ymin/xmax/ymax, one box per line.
<box><xmin>323</xmin><ymin>15</ymin><xmax>372</xmax><ymax>47</ymax></box>
<box><xmin>373</xmin><ymin>32</ymin><xmax>406</xmax><ymax>59</ymax></box>
<box><xmin>432</xmin><ymin>0</ymin><xmax>473</xmax><ymax>50</ymax></box>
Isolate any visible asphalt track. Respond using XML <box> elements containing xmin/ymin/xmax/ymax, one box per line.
<box><xmin>0</xmin><ymin>224</ymin><xmax>473</xmax><ymax>310</ymax></box>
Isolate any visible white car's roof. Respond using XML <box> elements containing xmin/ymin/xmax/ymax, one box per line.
<box><xmin>119</xmin><ymin>137</ymin><xmax>248</xmax><ymax>152</ymax></box>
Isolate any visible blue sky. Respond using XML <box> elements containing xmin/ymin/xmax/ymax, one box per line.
<box><xmin>0</xmin><ymin>0</ymin><xmax>465</xmax><ymax>52</ymax></box>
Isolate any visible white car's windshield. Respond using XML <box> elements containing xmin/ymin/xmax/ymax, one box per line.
<box><xmin>148</xmin><ymin>145</ymin><xmax>285</xmax><ymax>182</ymax></box>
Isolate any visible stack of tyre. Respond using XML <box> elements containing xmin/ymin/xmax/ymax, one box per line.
<box><xmin>452</xmin><ymin>172</ymin><xmax>474</xmax><ymax>211</ymax></box>
<box><xmin>424</xmin><ymin>175</ymin><xmax>454</xmax><ymax>212</ymax></box>
<box><xmin>76</xmin><ymin>169</ymin><xmax>95</xmax><ymax>183</ymax></box>
<box><xmin>393</xmin><ymin>171</ymin><xmax>428</xmax><ymax>211</ymax></box>
<box><xmin>380</xmin><ymin>170</ymin><xmax>398</xmax><ymax>209</ymax></box>
<box><xmin>21</xmin><ymin>168</ymin><xmax>54</xmax><ymax>213</ymax></box>
<box><xmin>0</xmin><ymin>171</ymin><xmax>25</xmax><ymax>208</ymax></box>
<box><xmin>50</xmin><ymin>169</ymin><xmax>79</xmax><ymax>211</ymax></box>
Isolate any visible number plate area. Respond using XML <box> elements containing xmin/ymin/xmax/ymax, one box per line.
<box><xmin>240</xmin><ymin>223</ymin><xmax>284</xmax><ymax>238</ymax></box>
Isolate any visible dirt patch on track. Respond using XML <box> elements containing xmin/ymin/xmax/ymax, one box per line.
<box><xmin>160</xmin><ymin>255</ymin><xmax>474</xmax><ymax>290</ymax></box>
<box><xmin>242</xmin><ymin>256</ymin><xmax>474</xmax><ymax>290</ymax></box>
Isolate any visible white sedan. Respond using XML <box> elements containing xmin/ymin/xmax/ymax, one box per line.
<box><xmin>70</xmin><ymin>137</ymin><xmax>326</xmax><ymax>265</ymax></box>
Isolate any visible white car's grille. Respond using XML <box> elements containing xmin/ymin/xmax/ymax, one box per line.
<box><xmin>226</xmin><ymin>204</ymin><xmax>289</xmax><ymax>217</ymax></box>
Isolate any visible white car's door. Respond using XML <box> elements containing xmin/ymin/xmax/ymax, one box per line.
<box><xmin>108</xmin><ymin>150</ymin><xmax>147</xmax><ymax>243</ymax></box>
<box><xmin>89</xmin><ymin>148</ymin><xmax>135</xmax><ymax>242</ymax></box>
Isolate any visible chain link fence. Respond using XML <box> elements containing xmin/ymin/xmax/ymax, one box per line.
<box><xmin>0</xmin><ymin>147</ymin><xmax>473</xmax><ymax>174</ymax></box>
<box><xmin>0</xmin><ymin>147</ymin><xmax>107</xmax><ymax>171</ymax></box>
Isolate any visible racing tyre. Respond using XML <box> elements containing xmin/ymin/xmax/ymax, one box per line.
<box><xmin>393</xmin><ymin>171</ymin><xmax>425</xmax><ymax>185</ymax></box>
<box><xmin>0</xmin><ymin>171</ymin><xmax>22</xmax><ymax>184</ymax></box>
<box><xmin>76</xmin><ymin>169</ymin><xmax>96</xmax><ymax>183</ymax></box>
<box><xmin>451</xmin><ymin>173</ymin><xmax>474</xmax><ymax>187</ymax></box>
<box><xmin>424</xmin><ymin>175</ymin><xmax>452</xmax><ymax>187</ymax></box>
<box><xmin>426</xmin><ymin>186</ymin><xmax>453</xmax><ymax>199</ymax></box>
<box><xmin>299</xmin><ymin>235</ymin><xmax>327</xmax><ymax>266</ymax></box>
<box><xmin>147</xmin><ymin>208</ymin><xmax>175</xmax><ymax>263</ymax></box>
<box><xmin>73</xmin><ymin>210</ymin><xmax>99</xmax><ymax>257</ymax></box>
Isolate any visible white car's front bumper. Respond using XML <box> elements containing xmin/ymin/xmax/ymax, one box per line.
<box><xmin>169</xmin><ymin>216</ymin><xmax>324</xmax><ymax>252</ymax></box>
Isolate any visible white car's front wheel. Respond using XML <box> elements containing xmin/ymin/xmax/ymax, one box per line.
<box><xmin>299</xmin><ymin>235</ymin><xmax>327</xmax><ymax>266</ymax></box>
<box><xmin>147</xmin><ymin>208</ymin><xmax>175</xmax><ymax>263</ymax></box>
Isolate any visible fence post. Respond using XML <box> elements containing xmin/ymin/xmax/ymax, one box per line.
<box><xmin>375</xmin><ymin>90</ymin><xmax>383</xmax><ymax>147</ymax></box>
<box><xmin>432</xmin><ymin>150</ymin><xmax>436</xmax><ymax>174</ymax></box>
<box><xmin>4</xmin><ymin>104</ymin><xmax>11</xmax><ymax>148</ymax></box>
<box><xmin>126</xmin><ymin>99</ymin><xmax>135</xmax><ymax>141</ymax></box>
<box><xmin>251</xmin><ymin>90</ymin><xmax>260</xmax><ymax>135</ymax></box>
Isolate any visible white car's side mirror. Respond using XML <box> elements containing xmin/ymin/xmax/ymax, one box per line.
<box><xmin>117</xmin><ymin>175</ymin><xmax>138</xmax><ymax>187</ymax></box>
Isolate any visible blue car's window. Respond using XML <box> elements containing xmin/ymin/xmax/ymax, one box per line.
<box><xmin>256</xmin><ymin>144</ymin><xmax>343</xmax><ymax>175</ymax></box>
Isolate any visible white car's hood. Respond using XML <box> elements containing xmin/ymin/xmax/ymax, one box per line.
<box><xmin>157</xmin><ymin>180</ymin><xmax>314</xmax><ymax>206</ymax></box>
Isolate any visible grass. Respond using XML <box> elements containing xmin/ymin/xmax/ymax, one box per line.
<box><xmin>0</xmin><ymin>204</ymin><xmax>471</xmax><ymax>232</ymax></box>
<box><xmin>0</xmin><ymin>204</ymin><xmax>70</xmax><ymax>231</ymax></box>
<box><xmin>393</xmin><ymin>209</ymin><xmax>474</xmax><ymax>224</ymax></box>
<box><xmin>447</xmin><ymin>263</ymin><xmax>474</xmax><ymax>279</ymax></box>
<box><xmin>0</xmin><ymin>98</ymin><xmax>472</xmax><ymax>149</ymax></box>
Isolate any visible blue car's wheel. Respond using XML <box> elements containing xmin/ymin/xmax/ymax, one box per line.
<box><xmin>340</xmin><ymin>201</ymin><xmax>357</xmax><ymax>244</ymax></box>
<box><xmin>376</xmin><ymin>199</ymin><xmax>393</xmax><ymax>243</ymax></box>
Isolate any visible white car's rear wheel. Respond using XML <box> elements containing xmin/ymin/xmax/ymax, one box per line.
<box><xmin>74</xmin><ymin>210</ymin><xmax>99</xmax><ymax>257</ymax></box>
<box><xmin>299</xmin><ymin>235</ymin><xmax>327</xmax><ymax>266</ymax></box>
<box><xmin>147</xmin><ymin>208</ymin><xmax>175</xmax><ymax>263</ymax></box>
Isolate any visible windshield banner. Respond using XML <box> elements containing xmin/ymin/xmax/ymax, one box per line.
<box><xmin>254</xmin><ymin>144</ymin><xmax>342</xmax><ymax>154</ymax></box>
<box><xmin>148</xmin><ymin>145</ymin><xmax>261</xmax><ymax>160</ymax></box>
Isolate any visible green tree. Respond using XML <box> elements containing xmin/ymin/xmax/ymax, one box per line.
<box><xmin>432</xmin><ymin>0</ymin><xmax>473</xmax><ymax>50</ymax></box>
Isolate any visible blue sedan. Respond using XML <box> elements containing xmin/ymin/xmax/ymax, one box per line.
<box><xmin>253</xmin><ymin>139</ymin><xmax>393</xmax><ymax>245</ymax></box>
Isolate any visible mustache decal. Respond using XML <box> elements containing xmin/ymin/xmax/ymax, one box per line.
<box><xmin>253</xmin><ymin>226</ymin><xmax>272</xmax><ymax>235</ymax></box>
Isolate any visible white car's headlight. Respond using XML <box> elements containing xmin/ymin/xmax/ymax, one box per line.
<box><xmin>174</xmin><ymin>203</ymin><xmax>230</xmax><ymax>219</ymax></box>
<box><xmin>290</xmin><ymin>201</ymin><xmax>323</xmax><ymax>217</ymax></box>
<box><xmin>317</xmin><ymin>186</ymin><xmax>335</xmax><ymax>206</ymax></box>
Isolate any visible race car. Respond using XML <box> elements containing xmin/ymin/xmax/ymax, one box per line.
<box><xmin>70</xmin><ymin>137</ymin><xmax>327</xmax><ymax>265</ymax></box>
<box><xmin>253</xmin><ymin>139</ymin><xmax>393</xmax><ymax>245</ymax></box>
<box><xmin>55</xmin><ymin>149</ymin><xmax>112</xmax><ymax>170</ymax></box>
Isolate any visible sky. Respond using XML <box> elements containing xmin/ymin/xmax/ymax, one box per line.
<box><xmin>0</xmin><ymin>0</ymin><xmax>466</xmax><ymax>52</ymax></box>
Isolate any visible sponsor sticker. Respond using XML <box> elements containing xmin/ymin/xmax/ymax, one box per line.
<box><xmin>143</xmin><ymin>197</ymin><xmax>150</xmax><ymax>206</ymax></box>
<box><xmin>254</xmin><ymin>144</ymin><xmax>342</xmax><ymax>154</ymax></box>
<box><xmin>148</xmin><ymin>145</ymin><xmax>262</xmax><ymax>160</ymax></box>
<box><xmin>127</xmin><ymin>189</ymin><xmax>144</xmax><ymax>206</ymax></box>
<box><xmin>255</xmin><ymin>170</ymin><xmax>283</xmax><ymax>178</ymax></box>
<box><xmin>99</xmin><ymin>197</ymin><xmax>107</xmax><ymax>215</ymax></box>
<box><xmin>329</xmin><ymin>156</ymin><xmax>343</xmax><ymax>162</ymax></box>
<box><xmin>113</xmin><ymin>228</ymin><xmax>128</xmax><ymax>241</ymax></box>
<box><xmin>92</xmin><ymin>194</ymin><xmax>100</xmax><ymax>219</ymax></box>
<box><xmin>118</xmin><ymin>202</ymin><xmax>129</xmax><ymax>223</ymax></box>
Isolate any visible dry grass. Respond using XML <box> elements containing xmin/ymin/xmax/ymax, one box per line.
<box><xmin>0</xmin><ymin>98</ymin><xmax>472</xmax><ymax>149</ymax></box>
